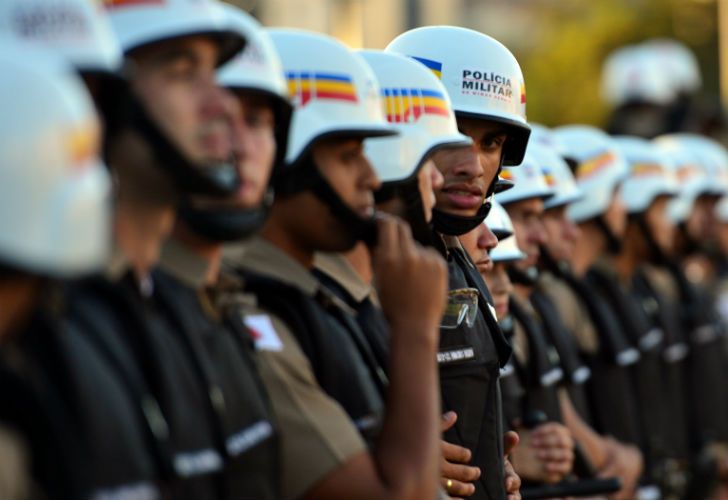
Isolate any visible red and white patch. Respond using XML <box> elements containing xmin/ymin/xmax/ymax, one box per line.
<box><xmin>244</xmin><ymin>314</ymin><xmax>283</xmax><ymax>352</ymax></box>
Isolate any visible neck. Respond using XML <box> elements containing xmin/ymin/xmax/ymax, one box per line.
<box><xmin>114</xmin><ymin>199</ymin><xmax>174</xmax><ymax>280</ymax></box>
<box><xmin>260</xmin><ymin>217</ymin><xmax>314</xmax><ymax>269</ymax></box>
<box><xmin>173</xmin><ymin>224</ymin><xmax>220</xmax><ymax>285</ymax></box>
<box><xmin>0</xmin><ymin>278</ymin><xmax>41</xmax><ymax>342</ymax></box>
<box><xmin>344</xmin><ymin>242</ymin><xmax>373</xmax><ymax>285</ymax></box>
<box><xmin>571</xmin><ymin>222</ymin><xmax>604</xmax><ymax>277</ymax></box>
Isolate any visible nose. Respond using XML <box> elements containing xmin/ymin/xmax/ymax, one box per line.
<box><xmin>531</xmin><ymin>218</ymin><xmax>548</xmax><ymax>246</ymax></box>
<box><xmin>201</xmin><ymin>78</ymin><xmax>234</xmax><ymax>121</ymax></box>
<box><xmin>564</xmin><ymin>218</ymin><xmax>581</xmax><ymax>242</ymax></box>
<box><xmin>451</xmin><ymin>146</ymin><xmax>483</xmax><ymax>180</ymax></box>
<box><xmin>479</xmin><ymin>223</ymin><xmax>499</xmax><ymax>252</ymax></box>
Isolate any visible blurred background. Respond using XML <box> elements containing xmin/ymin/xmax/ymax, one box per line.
<box><xmin>224</xmin><ymin>0</ymin><xmax>728</xmax><ymax>138</ymax></box>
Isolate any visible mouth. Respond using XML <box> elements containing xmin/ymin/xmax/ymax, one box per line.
<box><xmin>476</xmin><ymin>257</ymin><xmax>493</xmax><ymax>274</ymax></box>
<box><xmin>441</xmin><ymin>183</ymin><xmax>484</xmax><ymax>209</ymax></box>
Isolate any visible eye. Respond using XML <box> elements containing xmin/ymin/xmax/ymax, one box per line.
<box><xmin>164</xmin><ymin>58</ymin><xmax>197</xmax><ymax>81</ymax></box>
<box><xmin>480</xmin><ymin>134</ymin><xmax>507</xmax><ymax>152</ymax></box>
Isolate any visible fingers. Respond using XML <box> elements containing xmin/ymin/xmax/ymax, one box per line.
<box><xmin>503</xmin><ymin>430</ymin><xmax>520</xmax><ymax>455</ymax></box>
<box><xmin>441</xmin><ymin>411</ymin><xmax>458</xmax><ymax>432</ymax></box>
<box><xmin>504</xmin><ymin>460</ymin><xmax>521</xmax><ymax>493</ymax></box>
<box><xmin>441</xmin><ymin>477</ymin><xmax>476</xmax><ymax>498</ymax></box>
<box><xmin>442</xmin><ymin>440</ymin><xmax>472</xmax><ymax>464</ymax></box>
<box><xmin>441</xmin><ymin>460</ymin><xmax>481</xmax><ymax>482</ymax></box>
<box><xmin>530</xmin><ymin>424</ymin><xmax>573</xmax><ymax>450</ymax></box>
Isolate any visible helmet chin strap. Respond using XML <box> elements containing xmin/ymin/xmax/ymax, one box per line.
<box><xmin>98</xmin><ymin>72</ymin><xmax>241</xmax><ymax>198</ymax></box>
<box><xmin>275</xmin><ymin>155</ymin><xmax>378</xmax><ymax>247</ymax></box>
<box><xmin>177</xmin><ymin>188</ymin><xmax>274</xmax><ymax>243</ymax></box>
<box><xmin>375</xmin><ymin>179</ymin><xmax>433</xmax><ymax>246</ymax></box>
<box><xmin>595</xmin><ymin>216</ymin><xmax>623</xmax><ymax>255</ymax></box>
<box><xmin>431</xmin><ymin>202</ymin><xmax>491</xmax><ymax>236</ymax></box>
<box><xmin>507</xmin><ymin>264</ymin><xmax>539</xmax><ymax>286</ymax></box>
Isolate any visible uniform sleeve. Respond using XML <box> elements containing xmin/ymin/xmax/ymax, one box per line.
<box><xmin>255</xmin><ymin>313</ymin><xmax>366</xmax><ymax>500</ymax></box>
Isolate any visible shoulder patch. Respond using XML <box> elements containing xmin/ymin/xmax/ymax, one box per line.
<box><xmin>244</xmin><ymin>314</ymin><xmax>284</xmax><ymax>352</ymax></box>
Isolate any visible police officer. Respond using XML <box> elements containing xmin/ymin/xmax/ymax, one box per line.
<box><xmin>152</xmin><ymin>6</ymin><xmax>291</xmax><ymax>498</ymax></box>
<box><xmin>461</xmin><ymin>203</ymin><xmax>576</xmax><ymax>488</ymax></box>
<box><xmin>650</xmin><ymin>134</ymin><xmax>728</xmax><ymax>497</ymax></box>
<box><xmin>387</xmin><ymin>26</ymin><xmax>530</xmax><ymax>500</ymax></box>
<box><xmin>61</xmin><ymin>1</ymin><xmax>251</xmax><ymax>498</ymax></box>
<box><xmin>0</xmin><ymin>47</ymin><xmax>118</xmax><ymax>498</ymax></box>
<box><xmin>223</xmin><ymin>30</ymin><xmax>448</xmax><ymax>500</ymax></box>
<box><xmin>542</xmin><ymin>125</ymin><xmax>646</xmax><ymax>497</ymax></box>
<box><xmin>312</xmin><ymin>48</ymin><xmax>464</xmax><ymax>378</ymax></box>
<box><xmin>609</xmin><ymin>136</ymin><xmax>694</xmax><ymax>498</ymax></box>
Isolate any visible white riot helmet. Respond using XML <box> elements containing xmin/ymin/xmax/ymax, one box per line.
<box><xmin>0</xmin><ymin>0</ymin><xmax>122</xmax><ymax>74</ymax></box>
<box><xmin>105</xmin><ymin>0</ymin><xmax>246</xmax><ymax>66</ymax></box>
<box><xmin>601</xmin><ymin>44</ymin><xmax>676</xmax><ymax>107</ymax></box>
<box><xmin>485</xmin><ymin>201</ymin><xmax>527</xmax><ymax>262</ymax></box>
<box><xmin>680</xmin><ymin>134</ymin><xmax>728</xmax><ymax>196</ymax></box>
<box><xmin>217</xmin><ymin>5</ymin><xmax>292</xmax><ymax>167</ymax></box>
<box><xmin>613</xmin><ymin>136</ymin><xmax>679</xmax><ymax>214</ymax></box>
<box><xmin>495</xmin><ymin>143</ymin><xmax>554</xmax><ymax>206</ymax></box>
<box><xmin>653</xmin><ymin>134</ymin><xmax>713</xmax><ymax>223</ymax></box>
<box><xmin>553</xmin><ymin>125</ymin><xmax>629</xmax><ymax>223</ymax></box>
<box><xmin>357</xmin><ymin>50</ymin><xmax>471</xmax><ymax>184</ymax></box>
<box><xmin>642</xmin><ymin>38</ymin><xmax>701</xmax><ymax>95</ymax></box>
<box><xmin>269</xmin><ymin>29</ymin><xmax>396</xmax><ymax>166</ymax></box>
<box><xmin>527</xmin><ymin>123</ymin><xmax>582</xmax><ymax>210</ymax></box>
<box><xmin>386</xmin><ymin>25</ymin><xmax>530</xmax><ymax>166</ymax></box>
<box><xmin>0</xmin><ymin>48</ymin><xmax>110</xmax><ymax>276</ymax></box>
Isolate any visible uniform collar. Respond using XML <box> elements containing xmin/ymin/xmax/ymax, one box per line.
<box><xmin>314</xmin><ymin>252</ymin><xmax>374</xmax><ymax>305</ymax></box>
<box><xmin>225</xmin><ymin>236</ymin><xmax>320</xmax><ymax>297</ymax></box>
<box><xmin>159</xmin><ymin>238</ymin><xmax>211</xmax><ymax>289</ymax></box>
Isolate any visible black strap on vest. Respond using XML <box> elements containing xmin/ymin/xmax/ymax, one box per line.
<box><xmin>508</xmin><ymin>299</ymin><xmax>563</xmax><ymax>423</ymax></box>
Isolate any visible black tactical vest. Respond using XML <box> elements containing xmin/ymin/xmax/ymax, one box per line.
<box><xmin>508</xmin><ymin>297</ymin><xmax>564</xmax><ymax>423</ymax></box>
<box><xmin>237</xmin><ymin>269</ymin><xmax>386</xmax><ymax>446</ymax></box>
<box><xmin>497</xmin><ymin>316</ymin><xmax>526</xmax><ymax>431</ymax></box>
<box><xmin>314</xmin><ymin>269</ymin><xmax>391</xmax><ymax>374</ymax></box>
<box><xmin>438</xmin><ymin>243</ymin><xmax>512</xmax><ymax>500</ymax></box>
<box><xmin>662</xmin><ymin>264</ymin><xmax>728</xmax><ymax>446</ymax></box>
<box><xmin>3</xmin><ymin>287</ymin><xmax>165</xmax><ymax>500</ymax></box>
<box><xmin>632</xmin><ymin>268</ymin><xmax>691</xmax><ymax>462</ymax></box>
<box><xmin>530</xmin><ymin>289</ymin><xmax>593</xmax><ymax>425</ymax></box>
<box><xmin>70</xmin><ymin>275</ymin><xmax>225</xmax><ymax>500</ymax></box>
<box><xmin>554</xmin><ymin>269</ymin><xmax>644</xmax><ymax>448</ymax></box>
<box><xmin>587</xmin><ymin>267</ymin><xmax>670</xmax><ymax>479</ymax></box>
<box><xmin>152</xmin><ymin>269</ymin><xmax>279</xmax><ymax>500</ymax></box>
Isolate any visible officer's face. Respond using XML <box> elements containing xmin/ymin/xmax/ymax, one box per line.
<box><xmin>314</xmin><ymin>138</ymin><xmax>381</xmax><ymax>221</ymax></box>
<box><xmin>645</xmin><ymin>195</ymin><xmax>674</xmax><ymax>256</ymax></box>
<box><xmin>542</xmin><ymin>205</ymin><xmax>580</xmax><ymax>263</ymax></box>
<box><xmin>130</xmin><ymin>36</ymin><xmax>234</xmax><ymax>168</ymax></box>
<box><xmin>686</xmin><ymin>195</ymin><xmax>720</xmax><ymax>242</ymax></box>
<box><xmin>459</xmin><ymin>223</ymin><xmax>498</xmax><ymax>275</ymax></box>
<box><xmin>507</xmin><ymin>198</ymin><xmax>546</xmax><ymax>269</ymax></box>
<box><xmin>482</xmin><ymin>262</ymin><xmax>513</xmax><ymax>320</ymax></box>
<box><xmin>431</xmin><ymin>119</ymin><xmax>506</xmax><ymax>217</ymax></box>
<box><xmin>417</xmin><ymin>159</ymin><xmax>444</xmax><ymax>222</ymax></box>
<box><xmin>228</xmin><ymin>92</ymin><xmax>276</xmax><ymax>208</ymax></box>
